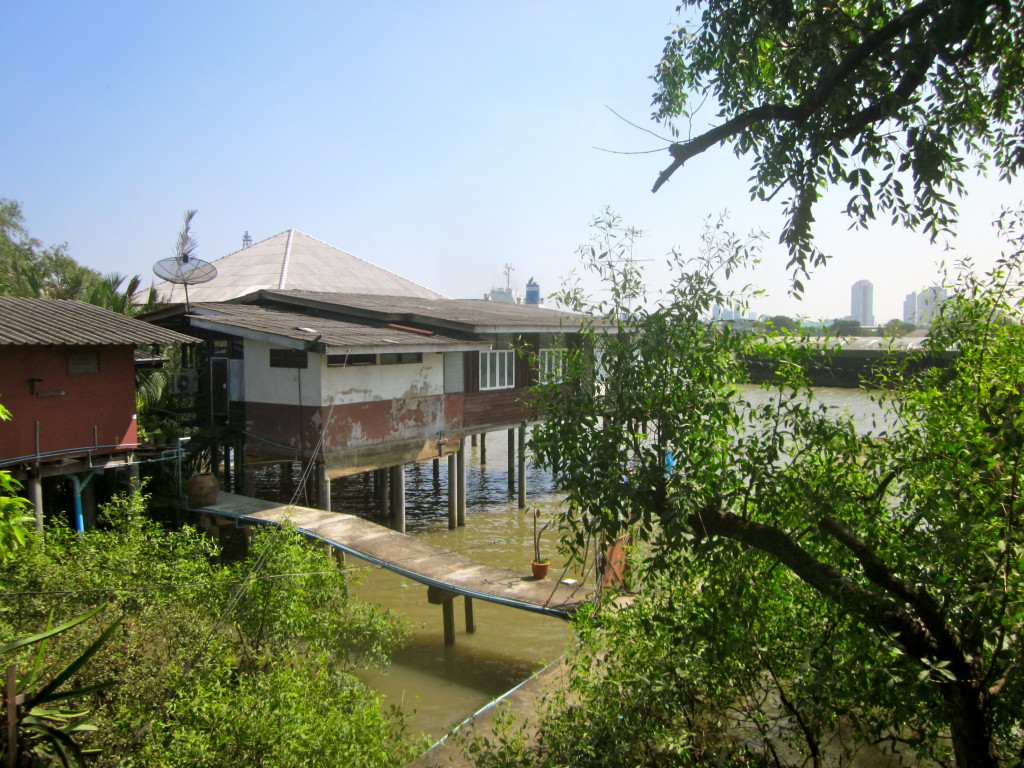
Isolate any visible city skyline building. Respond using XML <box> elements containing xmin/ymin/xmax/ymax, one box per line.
<box><xmin>851</xmin><ymin>280</ymin><xmax>875</xmax><ymax>327</ymax></box>
<box><xmin>903</xmin><ymin>286</ymin><xmax>949</xmax><ymax>326</ymax></box>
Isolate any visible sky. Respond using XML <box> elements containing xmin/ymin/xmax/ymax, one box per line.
<box><xmin>3</xmin><ymin>2</ymin><xmax>1021</xmax><ymax>324</ymax></box>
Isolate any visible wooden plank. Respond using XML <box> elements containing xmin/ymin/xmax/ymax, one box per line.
<box><xmin>193</xmin><ymin>493</ymin><xmax>590</xmax><ymax>617</ymax></box>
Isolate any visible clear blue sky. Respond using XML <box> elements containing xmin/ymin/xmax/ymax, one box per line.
<box><xmin>3</xmin><ymin>2</ymin><xmax>1020</xmax><ymax>323</ymax></box>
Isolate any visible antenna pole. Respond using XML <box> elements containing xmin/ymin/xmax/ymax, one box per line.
<box><xmin>183</xmin><ymin>282</ymin><xmax>191</xmax><ymax>313</ymax></box>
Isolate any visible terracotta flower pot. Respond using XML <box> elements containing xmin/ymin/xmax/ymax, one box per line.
<box><xmin>186</xmin><ymin>472</ymin><xmax>220</xmax><ymax>508</ymax></box>
<box><xmin>531</xmin><ymin>561</ymin><xmax>550</xmax><ymax>580</ymax></box>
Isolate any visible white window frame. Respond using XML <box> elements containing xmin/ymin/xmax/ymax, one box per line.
<box><xmin>539</xmin><ymin>347</ymin><xmax>566</xmax><ymax>384</ymax></box>
<box><xmin>479</xmin><ymin>349</ymin><xmax>515</xmax><ymax>391</ymax></box>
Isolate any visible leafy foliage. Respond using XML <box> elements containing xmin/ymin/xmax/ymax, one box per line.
<box><xmin>650</xmin><ymin>1</ymin><xmax>1024</xmax><ymax>287</ymax></box>
<box><xmin>2</xmin><ymin>605</ymin><xmax>119</xmax><ymax>768</ymax></box>
<box><xmin>0</xmin><ymin>198</ymin><xmax>155</xmax><ymax>314</ymax></box>
<box><xmin>0</xmin><ymin>491</ymin><xmax>416</xmax><ymax>767</ymax></box>
<box><xmin>0</xmin><ymin>403</ymin><xmax>33</xmax><ymax>562</ymax></box>
<box><xmin>527</xmin><ymin>212</ymin><xmax>1024</xmax><ymax>766</ymax></box>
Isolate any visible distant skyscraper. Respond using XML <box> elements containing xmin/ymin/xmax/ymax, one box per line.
<box><xmin>851</xmin><ymin>280</ymin><xmax>874</xmax><ymax>326</ymax></box>
<box><xmin>918</xmin><ymin>286</ymin><xmax>949</xmax><ymax>326</ymax></box>
<box><xmin>903</xmin><ymin>286</ymin><xmax>948</xmax><ymax>326</ymax></box>
<box><xmin>903</xmin><ymin>292</ymin><xmax>919</xmax><ymax>324</ymax></box>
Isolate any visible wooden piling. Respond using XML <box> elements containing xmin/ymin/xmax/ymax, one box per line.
<box><xmin>518</xmin><ymin>423</ymin><xmax>527</xmax><ymax>509</ymax></box>
<box><xmin>457</xmin><ymin>439</ymin><xmax>466</xmax><ymax>526</ymax></box>
<box><xmin>318</xmin><ymin>462</ymin><xmax>331</xmax><ymax>513</ymax></box>
<box><xmin>465</xmin><ymin>596</ymin><xmax>475</xmax><ymax>634</ymax></box>
<box><xmin>479</xmin><ymin>432</ymin><xmax>486</xmax><ymax>464</ymax></box>
<box><xmin>390</xmin><ymin>465</ymin><xmax>405</xmax><ymax>533</ymax></box>
<box><xmin>447</xmin><ymin>453</ymin><xmax>457</xmax><ymax>530</ymax></box>
<box><xmin>507</xmin><ymin>428</ymin><xmax>515</xmax><ymax>493</ymax></box>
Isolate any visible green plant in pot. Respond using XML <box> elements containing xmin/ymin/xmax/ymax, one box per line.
<box><xmin>531</xmin><ymin>508</ymin><xmax>552</xmax><ymax>579</ymax></box>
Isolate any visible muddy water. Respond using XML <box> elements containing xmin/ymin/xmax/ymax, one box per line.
<box><xmin>252</xmin><ymin>387</ymin><xmax>884</xmax><ymax>742</ymax></box>
<box><xmin>254</xmin><ymin>432</ymin><xmax>583</xmax><ymax>742</ymax></box>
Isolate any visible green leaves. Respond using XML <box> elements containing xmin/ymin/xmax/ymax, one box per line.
<box><xmin>0</xmin><ymin>493</ymin><xmax>413</xmax><ymax>767</ymax></box>
<box><xmin>651</xmin><ymin>0</ymin><xmax>1024</xmax><ymax>285</ymax></box>
<box><xmin>528</xmin><ymin>209</ymin><xmax>1024</xmax><ymax>765</ymax></box>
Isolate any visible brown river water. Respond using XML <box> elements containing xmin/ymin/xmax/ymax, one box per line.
<box><xmin>252</xmin><ymin>386</ymin><xmax>885</xmax><ymax>743</ymax></box>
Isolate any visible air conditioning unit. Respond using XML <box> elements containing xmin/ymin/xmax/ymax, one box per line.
<box><xmin>167</xmin><ymin>370</ymin><xmax>199</xmax><ymax>396</ymax></box>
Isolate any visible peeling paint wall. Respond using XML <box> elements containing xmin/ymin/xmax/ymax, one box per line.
<box><xmin>321</xmin><ymin>352</ymin><xmax>445</xmax><ymax>406</ymax></box>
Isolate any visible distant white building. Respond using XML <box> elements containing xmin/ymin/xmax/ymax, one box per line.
<box><xmin>903</xmin><ymin>286</ymin><xmax>949</xmax><ymax>326</ymax></box>
<box><xmin>851</xmin><ymin>280</ymin><xmax>874</xmax><ymax>327</ymax></box>
<box><xmin>903</xmin><ymin>292</ymin><xmax>918</xmax><ymax>324</ymax></box>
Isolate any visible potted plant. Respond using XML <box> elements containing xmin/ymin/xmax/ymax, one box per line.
<box><xmin>531</xmin><ymin>508</ymin><xmax>552</xmax><ymax>579</ymax></box>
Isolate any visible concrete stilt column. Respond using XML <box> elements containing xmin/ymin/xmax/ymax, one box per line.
<box><xmin>223</xmin><ymin>445</ymin><xmax>232</xmax><ymax>492</ymax></box>
<box><xmin>243</xmin><ymin>468</ymin><xmax>256</xmax><ymax>496</ymax></box>
<box><xmin>518</xmin><ymin>423</ymin><xmax>527</xmax><ymax>509</ymax></box>
<box><xmin>377</xmin><ymin>469</ymin><xmax>390</xmax><ymax>518</ymax></box>
<box><xmin>471</xmin><ymin>434</ymin><xmax>477</xmax><ymax>447</ymax></box>
<box><xmin>457</xmin><ymin>438</ymin><xmax>466</xmax><ymax>526</ymax></box>
<box><xmin>507</xmin><ymin>428</ymin><xmax>516</xmax><ymax>493</ymax></box>
<box><xmin>428</xmin><ymin>586</ymin><xmax>457</xmax><ymax>647</ymax></box>
<box><xmin>303</xmin><ymin>461</ymin><xmax>316</xmax><ymax>506</ymax></box>
<box><xmin>233</xmin><ymin>441</ymin><xmax>244</xmax><ymax>493</ymax></box>
<box><xmin>465</xmin><ymin>596</ymin><xmax>476</xmax><ymax>634</ymax></box>
<box><xmin>28</xmin><ymin>473</ymin><xmax>43</xmax><ymax>531</ymax></box>
<box><xmin>447</xmin><ymin>453</ymin><xmax>457</xmax><ymax>530</ymax></box>
<box><xmin>390</xmin><ymin>465</ymin><xmax>405</xmax><ymax>533</ymax></box>
<box><xmin>479</xmin><ymin>432</ymin><xmax>486</xmax><ymax>464</ymax></box>
<box><xmin>318</xmin><ymin>462</ymin><xmax>331</xmax><ymax>513</ymax></box>
<box><xmin>442</xmin><ymin>600</ymin><xmax>455</xmax><ymax>646</ymax></box>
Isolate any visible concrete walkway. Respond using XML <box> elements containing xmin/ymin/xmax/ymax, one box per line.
<box><xmin>193</xmin><ymin>492</ymin><xmax>592</xmax><ymax>617</ymax></box>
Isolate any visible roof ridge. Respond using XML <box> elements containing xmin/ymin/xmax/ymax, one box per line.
<box><xmin>278</xmin><ymin>229</ymin><xmax>295</xmax><ymax>289</ymax></box>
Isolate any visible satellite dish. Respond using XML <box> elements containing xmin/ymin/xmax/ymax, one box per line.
<box><xmin>153</xmin><ymin>209</ymin><xmax>217</xmax><ymax>311</ymax></box>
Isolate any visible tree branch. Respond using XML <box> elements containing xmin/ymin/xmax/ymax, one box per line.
<box><xmin>652</xmin><ymin>0</ymin><xmax>957</xmax><ymax>192</ymax></box>
<box><xmin>688</xmin><ymin>506</ymin><xmax>942</xmax><ymax>660</ymax></box>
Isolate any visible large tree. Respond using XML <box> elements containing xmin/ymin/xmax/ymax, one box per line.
<box><xmin>650</xmin><ymin>0</ymin><xmax>1024</xmax><ymax>288</ymax></box>
<box><xmin>530</xmin><ymin>211</ymin><xmax>1024</xmax><ymax>767</ymax></box>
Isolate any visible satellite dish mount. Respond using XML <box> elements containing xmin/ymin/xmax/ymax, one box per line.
<box><xmin>152</xmin><ymin>209</ymin><xmax>217</xmax><ymax>312</ymax></box>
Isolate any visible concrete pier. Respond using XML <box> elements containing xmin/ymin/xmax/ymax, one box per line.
<box><xmin>456</xmin><ymin>439</ymin><xmax>466</xmax><ymax>526</ymax></box>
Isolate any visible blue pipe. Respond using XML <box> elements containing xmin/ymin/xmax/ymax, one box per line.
<box><xmin>68</xmin><ymin>472</ymin><xmax>95</xmax><ymax>534</ymax></box>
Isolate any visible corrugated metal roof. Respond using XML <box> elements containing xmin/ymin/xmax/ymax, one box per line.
<box><xmin>188</xmin><ymin>303</ymin><xmax>489</xmax><ymax>353</ymax></box>
<box><xmin>255</xmin><ymin>290</ymin><xmax>592</xmax><ymax>333</ymax></box>
<box><xmin>0</xmin><ymin>297</ymin><xmax>200</xmax><ymax>346</ymax></box>
<box><xmin>153</xmin><ymin>230</ymin><xmax>444</xmax><ymax>303</ymax></box>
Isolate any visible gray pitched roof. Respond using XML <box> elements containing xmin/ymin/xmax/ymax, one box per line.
<box><xmin>252</xmin><ymin>290</ymin><xmax>591</xmax><ymax>334</ymax></box>
<box><xmin>188</xmin><ymin>303</ymin><xmax>489</xmax><ymax>354</ymax></box>
<box><xmin>0</xmin><ymin>297</ymin><xmax>199</xmax><ymax>346</ymax></box>
<box><xmin>153</xmin><ymin>230</ymin><xmax>444</xmax><ymax>303</ymax></box>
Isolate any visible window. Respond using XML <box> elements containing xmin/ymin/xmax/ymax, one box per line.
<box><xmin>327</xmin><ymin>353</ymin><xmax>376</xmax><ymax>366</ymax></box>
<box><xmin>379</xmin><ymin>352</ymin><xmax>422</xmax><ymax>365</ymax></box>
<box><xmin>479</xmin><ymin>349</ymin><xmax>515</xmax><ymax>390</ymax></box>
<box><xmin>67</xmin><ymin>348</ymin><xmax>100</xmax><ymax>374</ymax></box>
<box><xmin>269</xmin><ymin>349</ymin><xmax>308</xmax><ymax>368</ymax></box>
<box><xmin>539</xmin><ymin>348</ymin><xmax>566</xmax><ymax>383</ymax></box>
